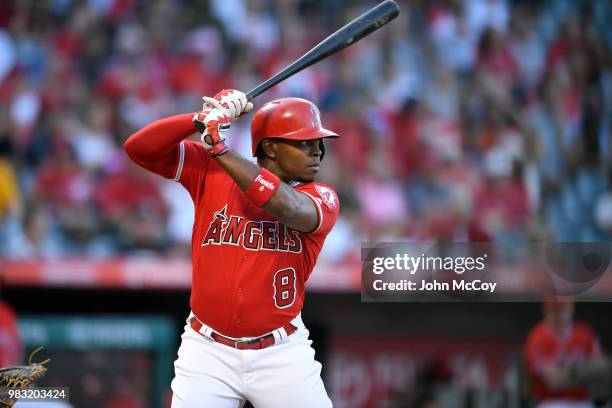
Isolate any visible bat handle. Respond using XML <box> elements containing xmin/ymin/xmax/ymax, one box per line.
<box><xmin>245</xmin><ymin>90</ymin><xmax>256</xmax><ymax>102</ymax></box>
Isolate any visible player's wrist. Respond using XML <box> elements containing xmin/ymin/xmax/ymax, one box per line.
<box><xmin>207</xmin><ymin>141</ymin><xmax>230</xmax><ymax>157</ymax></box>
<box><xmin>243</xmin><ymin>168</ymin><xmax>280</xmax><ymax>207</ymax></box>
<box><xmin>194</xmin><ymin>107</ymin><xmax>232</xmax><ymax>157</ymax></box>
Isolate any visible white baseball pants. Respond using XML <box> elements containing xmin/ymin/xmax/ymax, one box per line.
<box><xmin>171</xmin><ymin>314</ymin><xmax>332</xmax><ymax>408</ymax></box>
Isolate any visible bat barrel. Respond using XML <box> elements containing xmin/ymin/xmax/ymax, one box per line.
<box><xmin>246</xmin><ymin>0</ymin><xmax>399</xmax><ymax>101</ymax></box>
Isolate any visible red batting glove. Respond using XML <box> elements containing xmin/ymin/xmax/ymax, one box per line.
<box><xmin>192</xmin><ymin>107</ymin><xmax>232</xmax><ymax>157</ymax></box>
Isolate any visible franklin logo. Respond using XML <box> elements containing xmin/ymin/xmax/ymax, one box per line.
<box><xmin>256</xmin><ymin>175</ymin><xmax>276</xmax><ymax>190</ymax></box>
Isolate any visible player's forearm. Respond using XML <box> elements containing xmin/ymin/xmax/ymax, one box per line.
<box><xmin>214</xmin><ymin>151</ymin><xmax>261</xmax><ymax>190</ymax></box>
<box><xmin>214</xmin><ymin>152</ymin><xmax>317</xmax><ymax>230</ymax></box>
<box><xmin>124</xmin><ymin>114</ymin><xmax>195</xmax><ymax>162</ymax></box>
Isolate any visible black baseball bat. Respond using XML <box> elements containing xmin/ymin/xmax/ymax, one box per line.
<box><xmin>246</xmin><ymin>0</ymin><xmax>399</xmax><ymax>101</ymax></box>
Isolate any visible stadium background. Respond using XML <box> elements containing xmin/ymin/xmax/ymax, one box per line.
<box><xmin>0</xmin><ymin>0</ymin><xmax>611</xmax><ymax>406</ymax></box>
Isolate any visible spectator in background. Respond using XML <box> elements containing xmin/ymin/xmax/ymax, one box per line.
<box><xmin>476</xmin><ymin>27</ymin><xmax>519</xmax><ymax>83</ymax></box>
<box><xmin>428</xmin><ymin>0</ymin><xmax>478</xmax><ymax>74</ymax></box>
<box><xmin>94</xmin><ymin>158</ymin><xmax>168</xmax><ymax>253</ymax></box>
<box><xmin>523</xmin><ymin>300</ymin><xmax>610</xmax><ymax>408</ymax></box>
<box><xmin>70</xmin><ymin>101</ymin><xmax>115</xmax><ymax>172</ymax></box>
<box><xmin>0</xmin><ymin>103</ymin><xmax>32</xmax><ymax>259</ymax></box>
<box><xmin>0</xmin><ymin>122</ymin><xmax>20</xmax><ymax>223</ymax></box>
<box><xmin>33</xmin><ymin>138</ymin><xmax>99</xmax><ymax>253</ymax></box>
<box><xmin>468</xmin><ymin>151</ymin><xmax>530</xmax><ymax>244</ymax></box>
<box><xmin>7</xmin><ymin>200</ymin><xmax>65</xmax><ymax>259</ymax></box>
<box><xmin>357</xmin><ymin>141</ymin><xmax>411</xmax><ymax>241</ymax></box>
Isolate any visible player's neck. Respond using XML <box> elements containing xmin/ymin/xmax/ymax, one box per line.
<box><xmin>546</xmin><ymin>319</ymin><xmax>571</xmax><ymax>337</ymax></box>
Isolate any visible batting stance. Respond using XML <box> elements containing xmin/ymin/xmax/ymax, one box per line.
<box><xmin>124</xmin><ymin>89</ymin><xmax>339</xmax><ymax>407</ymax></box>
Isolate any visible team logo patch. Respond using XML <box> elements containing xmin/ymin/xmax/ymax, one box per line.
<box><xmin>310</xmin><ymin>105</ymin><xmax>321</xmax><ymax>127</ymax></box>
<box><xmin>314</xmin><ymin>185</ymin><xmax>337</xmax><ymax>210</ymax></box>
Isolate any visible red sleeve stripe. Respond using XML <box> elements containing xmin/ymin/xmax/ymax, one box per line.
<box><xmin>173</xmin><ymin>142</ymin><xmax>185</xmax><ymax>182</ymax></box>
<box><xmin>301</xmin><ymin>191</ymin><xmax>323</xmax><ymax>233</ymax></box>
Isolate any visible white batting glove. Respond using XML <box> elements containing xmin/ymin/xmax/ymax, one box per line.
<box><xmin>211</xmin><ymin>89</ymin><xmax>254</xmax><ymax>119</ymax></box>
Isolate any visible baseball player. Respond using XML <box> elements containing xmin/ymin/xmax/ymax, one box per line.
<box><xmin>124</xmin><ymin>89</ymin><xmax>339</xmax><ymax>407</ymax></box>
<box><xmin>524</xmin><ymin>300</ymin><xmax>609</xmax><ymax>408</ymax></box>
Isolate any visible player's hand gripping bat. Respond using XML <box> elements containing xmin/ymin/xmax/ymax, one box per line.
<box><xmin>245</xmin><ymin>0</ymin><xmax>400</xmax><ymax>101</ymax></box>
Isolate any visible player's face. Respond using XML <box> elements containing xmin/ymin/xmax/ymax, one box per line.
<box><xmin>546</xmin><ymin>303</ymin><xmax>574</xmax><ymax>330</ymax></box>
<box><xmin>273</xmin><ymin>139</ymin><xmax>322</xmax><ymax>183</ymax></box>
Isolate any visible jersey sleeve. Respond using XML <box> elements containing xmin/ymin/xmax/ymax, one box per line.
<box><xmin>576</xmin><ymin>322</ymin><xmax>603</xmax><ymax>356</ymax></box>
<box><xmin>175</xmin><ymin>140</ymin><xmax>211</xmax><ymax>197</ymax></box>
<box><xmin>295</xmin><ymin>182</ymin><xmax>340</xmax><ymax>235</ymax></box>
<box><xmin>124</xmin><ymin>114</ymin><xmax>211</xmax><ymax>198</ymax></box>
<box><xmin>124</xmin><ymin>113</ymin><xmax>199</xmax><ymax>179</ymax></box>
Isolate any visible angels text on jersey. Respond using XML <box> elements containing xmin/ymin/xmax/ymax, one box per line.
<box><xmin>201</xmin><ymin>205</ymin><xmax>303</xmax><ymax>253</ymax></box>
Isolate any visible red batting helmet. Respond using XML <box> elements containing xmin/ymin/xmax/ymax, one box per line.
<box><xmin>251</xmin><ymin>98</ymin><xmax>339</xmax><ymax>157</ymax></box>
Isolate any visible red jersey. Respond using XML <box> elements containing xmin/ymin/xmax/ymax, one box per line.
<box><xmin>124</xmin><ymin>115</ymin><xmax>339</xmax><ymax>338</ymax></box>
<box><xmin>524</xmin><ymin>321</ymin><xmax>600</xmax><ymax>403</ymax></box>
<box><xmin>0</xmin><ymin>301</ymin><xmax>23</xmax><ymax>366</ymax></box>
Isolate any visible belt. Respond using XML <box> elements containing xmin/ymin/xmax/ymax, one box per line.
<box><xmin>190</xmin><ymin>318</ymin><xmax>297</xmax><ymax>350</ymax></box>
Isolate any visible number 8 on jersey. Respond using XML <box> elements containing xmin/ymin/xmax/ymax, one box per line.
<box><xmin>274</xmin><ymin>268</ymin><xmax>296</xmax><ymax>308</ymax></box>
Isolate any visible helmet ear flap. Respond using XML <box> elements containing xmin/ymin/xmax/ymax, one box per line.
<box><xmin>319</xmin><ymin>139</ymin><xmax>325</xmax><ymax>161</ymax></box>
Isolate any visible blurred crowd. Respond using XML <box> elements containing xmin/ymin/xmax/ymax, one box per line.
<box><xmin>0</xmin><ymin>0</ymin><xmax>611</xmax><ymax>260</ymax></box>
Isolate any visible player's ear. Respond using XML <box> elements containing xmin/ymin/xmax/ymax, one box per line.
<box><xmin>261</xmin><ymin>139</ymin><xmax>277</xmax><ymax>160</ymax></box>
